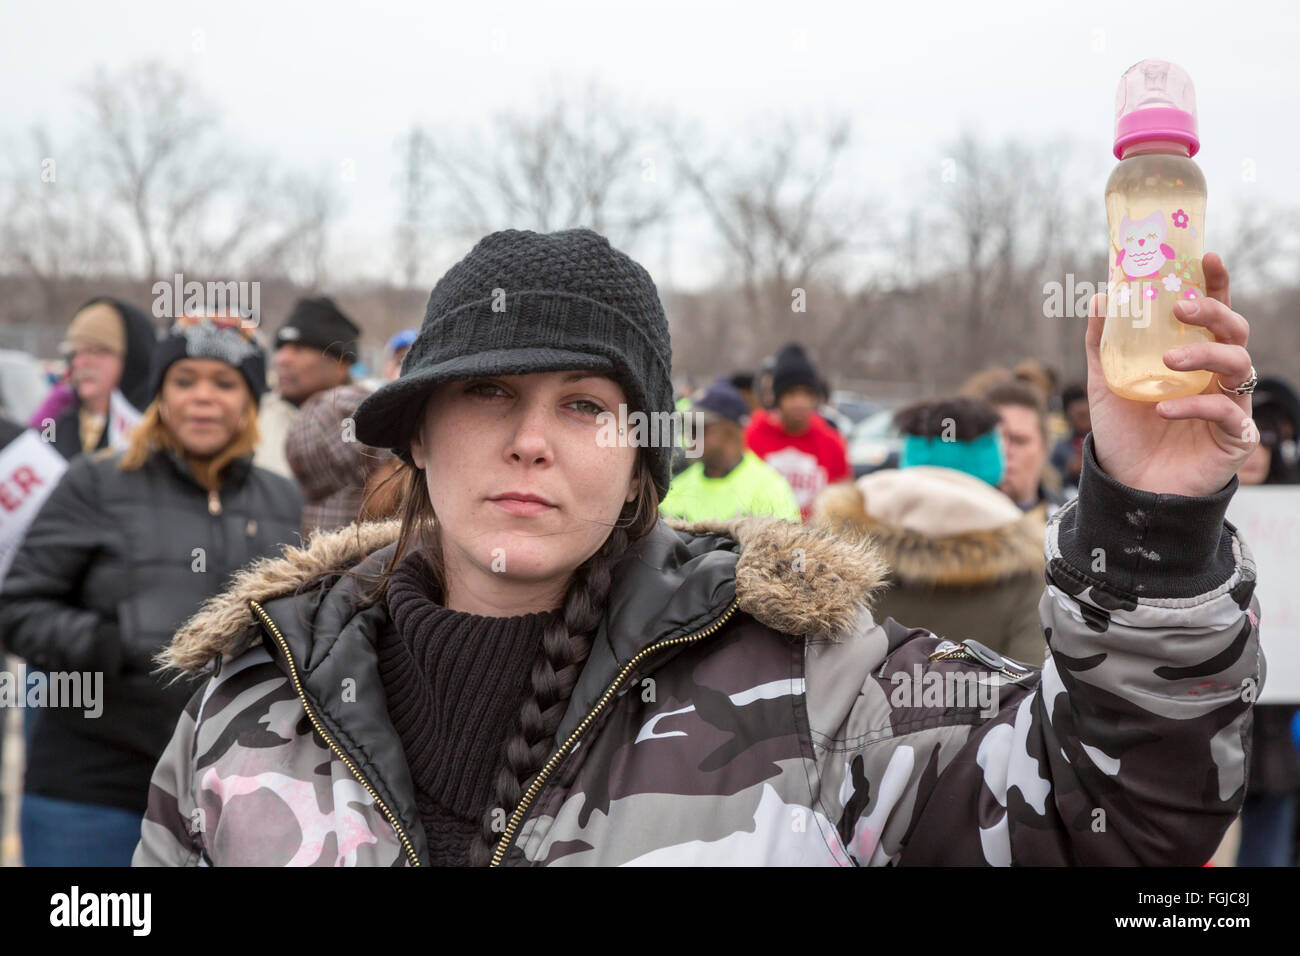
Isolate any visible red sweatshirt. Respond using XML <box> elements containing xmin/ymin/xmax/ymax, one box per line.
<box><xmin>744</xmin><ymin>409</ymin><xmax>850</xmax><ymax>521</ymax></box>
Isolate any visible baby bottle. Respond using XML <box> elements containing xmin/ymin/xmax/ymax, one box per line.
<box><xmin>1101</xmin><ymin>58</ymin><xmax>1213</xmax><ymax>401</ymax></box>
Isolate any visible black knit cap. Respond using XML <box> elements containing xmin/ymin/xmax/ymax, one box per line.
<box><xmin>353</xmin><ymin>228</ymin><xmax>675</xmax><ymax>495</ymax></box>
<box><xmin>148</xmin><ymin>316</ymin><xmax>267</xmax><ymax>401</ymax></box>
<box><xmin>274</xmin><ymin>296</ymin><xmax>361</xmax><ymax>362</ymax></box>
<box><xmin>771</xmin><ymin>343</ymin><xmax>822</xmax><ymax>402</ymax></box>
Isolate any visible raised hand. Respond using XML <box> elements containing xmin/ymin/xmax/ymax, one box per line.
<box><xmin>1085</xmin><ymin>253</ymin><xmax>1256</xmax><ymax>497</ymax></box>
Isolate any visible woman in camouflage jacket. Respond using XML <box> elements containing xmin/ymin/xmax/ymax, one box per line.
<box><xmin>134</xmin><ymin>231</ymin><xmax>1262</xmax><ymax>866</ymax></box>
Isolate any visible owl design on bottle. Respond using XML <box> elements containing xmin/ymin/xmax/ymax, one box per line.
<box><xmin>1115</xmin><ymin>211</ymin><xmax>1176</xmax><ymax>279</ymax></box>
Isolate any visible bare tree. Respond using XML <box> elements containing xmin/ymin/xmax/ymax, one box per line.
<box><xmin>81</xmin><ymin>60</ymin><xmax>336</xmax><ymax>283</ymax></box>
<box><xmin>418</xmin><ymin>83</ymin><xmax>672</xmax><ymax>250</ymax></box>
<box><xmin>0</xmin><ymin>127</ymin><xmax>131</xmax><ymax>317</ymax></box>
<box><xmin>1215</xmin><ymin>199</ymin><xmax>1291</xmax><ymax>291</ymax></box>
<box><xmin>896</xmin><ymin>132</ymin><xmax>1106</xmax><ymax>387</ymax></box>
<box><xmin>672</xmin><ymin>117</ymin><xmax>857</xmax><ymax>299</ymax></box>
<box><xmin>393</xmin><ymin>127</ymin><xmax>435</xmax><ymax>288</ymax></box>
<box><xmin>82</xmin><ymin>61</ymin><xmax>216</xmax><ymax>278</ymax></box>
<box><xmin>667</xmin><ymin>116</ymin><xmax>870</xmax><ymax>372</ymax></box>
<box><xmin>243</xmin><ymin>171</ymin><xmax>337</xmax><ymax>287</ymax></box>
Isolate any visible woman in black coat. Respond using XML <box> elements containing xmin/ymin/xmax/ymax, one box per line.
<box><xmin>0</xmin><ymin>314</ymin><xmax>302</xmax><ymax>866</ymax></box>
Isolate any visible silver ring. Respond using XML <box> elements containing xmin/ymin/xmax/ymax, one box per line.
<box><xmin>1218</xmin><ymin>365</ymin><xmax>1258</xmax><ymax>396</ymax></box>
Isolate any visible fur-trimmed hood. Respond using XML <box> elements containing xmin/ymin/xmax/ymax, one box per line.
<box><xmin>161</xmin><ymin>515</ymin><xmax>890</xmax><ymax>676</ymax></box>
<box><xmin>812</xmin><ymin>467</ymin><xmax>1045</xmax><ymax>588</ymax></box>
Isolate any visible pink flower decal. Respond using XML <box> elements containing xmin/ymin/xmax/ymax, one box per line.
<box><xmin>1183</xmin><ymin>288</ymin><xmax>1200</xmax><ymax>300</ymax></box>
<box><xmin>1171</xmin><ymin>209</ymin><xmax>1189</xmax><ymax>229</ymax></box>
<box><xmin>1144</xmin><ymin>284</ymin><xmax>1159</xmax><ymax>300</ymax></box>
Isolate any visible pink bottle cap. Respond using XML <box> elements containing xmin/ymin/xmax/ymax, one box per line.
<box><xmin>1113</xmin><ymin>59</ymin><xmax>1200</xmax><ymax>159</ymax></box>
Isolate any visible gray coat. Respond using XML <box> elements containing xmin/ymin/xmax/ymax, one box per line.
<box><xmin>134</xmin><ymin>442</ymin><xmax>1261</xmax><ymax>866</ymax></box>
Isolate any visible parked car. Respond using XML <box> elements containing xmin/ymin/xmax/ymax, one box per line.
<box><xmin>819</xmin><ymin>403</ymin><xmax>854</xmax><ymax>436</ymax></box>
<box><xmin>848</xmin><ymin>408</ymin><xmax>901</xmax><ymax>477</ymax></box>
<box><xmin>830</xmin><ymin>390</ymin><xmax>881</xmax><ymax>426</ymax></box>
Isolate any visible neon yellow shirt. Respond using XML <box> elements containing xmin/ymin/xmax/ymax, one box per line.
<box><xmin>660</xmin><ymin>450</ymin><xmax>801</xmax><ymax>523</ymax></box>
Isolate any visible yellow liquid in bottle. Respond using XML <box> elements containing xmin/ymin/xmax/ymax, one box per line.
<box><xmin>1102</xmin><ymin>150</ymin><xmax>1213</xmax><ymax>401</ymax></box>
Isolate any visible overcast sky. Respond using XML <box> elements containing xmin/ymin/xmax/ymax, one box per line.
<box><xmin>3</xmin><ymin>0</ymin><xmax>1297</xmax><ymax>287</ymax></box>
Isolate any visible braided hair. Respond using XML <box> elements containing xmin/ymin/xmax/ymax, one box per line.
<box><xmin>466</xmin><ymin>519</ymin><xmax>624</xmax><ymax>864</ymax></box>
<box><xmin>359</xmin><ymin>448</ymin><xmax>662</xmax><ymax>866</ymax></box>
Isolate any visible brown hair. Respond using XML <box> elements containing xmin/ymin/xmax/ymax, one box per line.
<box><xmin>980</xmin><ymin>379</ymin><xmax>1048</xmax><ymax>441</ymax></box>
<box><xmin>1012</xmin><ymin>359</ymin><xmax>1056</xmax><ymax>400</ymax></box>
<box><xmin>119</xmin><ymin>395</ymin><xmax>260</xmax><ymax>491</ymax></box>
<box><xmin>958</xmin><ymin>365</ymin><xmax>1014</xmax><ymax>398</ymax></box>
<box><xmin>354</xmin><ymin>406</ymin><xmax>662</xmax><ymax>865</ymax></box>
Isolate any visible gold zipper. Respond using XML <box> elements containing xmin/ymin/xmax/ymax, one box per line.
<box><xmin>208</xmin><ymin>489</ymin><xmax>222</xmax><ymax>516</ymax></box>
<box><xmin>490</xmin><ymin>596</ymin><xmax>741</xmax><ymax>867</ymax></box>
<box><xmin>927</xmin><ymin>647</ymin><xmax>1029</xmax><ymax>682</ymax></box>
<box><xmin>250</xmin><ymin>599</ymin><xmax>421</xmax><ymax>867</ymax></box>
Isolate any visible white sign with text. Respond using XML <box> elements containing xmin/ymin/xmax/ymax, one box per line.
<box><xmin>0</xmin><ymin>431</ymin><xmax>68</xmax><ymax>586</ymax></box>
<box><xmin>1227</xmin><ymin>485</ymin><xmax>1300</xmax><ymax>703</ymax></box>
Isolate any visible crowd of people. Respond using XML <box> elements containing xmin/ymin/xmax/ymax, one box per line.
<box><xmin>0</xmin><ymin>296</ymin><xmax>413</xmax><ymax>864</ymax></box>
<box><xmin>0</xmin><ymin>226</ymin><xmax>1289</xmax><ymax>867</ymax></box>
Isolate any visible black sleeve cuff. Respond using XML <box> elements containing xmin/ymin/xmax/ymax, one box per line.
<box><xmin>93</xmin><ymin>619</ymin><xmax>126</xmax><ymax>675</ymax></box>
<box><xmin>1055</xmin><ymin>433</ymin><xmax>1238</xmax><ymax>600</ymax></box>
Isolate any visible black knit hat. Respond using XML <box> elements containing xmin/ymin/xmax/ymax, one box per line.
<box><xmin>353</xmin><ymin>229</ymin><xmax>675</xmax><ymax>495</ymax></box>
<box><xmin>771</xmin><ymin>343</ymin><xmax>822</xmax><ymax>402</ymax></box>
<box><xmin>149</xmin><ymin>316</ymin><xmax>267</xmax><ymax>401</ymax></box>
<box><xmin>274</xmin><ymin>297</ymin><xmax>360</xmax><ymax>362</ymax></box>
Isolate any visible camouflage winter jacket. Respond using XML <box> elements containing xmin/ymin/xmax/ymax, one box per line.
<box><xmin>133</xmin><ymin>440</ymin><xmax>1262</xmax><ymax>866</ymax></box>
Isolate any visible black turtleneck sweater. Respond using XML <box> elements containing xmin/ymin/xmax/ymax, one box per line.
<box><xmin>378</xmin><ymin>551</ymin><xmax>557</xmax><ymax>866</ymax></box>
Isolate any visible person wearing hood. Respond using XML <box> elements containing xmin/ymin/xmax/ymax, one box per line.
<box><xmin>813</xmin><ymin>395</ymin><xmax>1049</xmax><ymax>667</ymax></box>
<box><xmin>0</xmin><ymin>313</ymin><xmax>302</xmax><ymax>866</ymax></box>
<box><xmin>36</xmin><ymin>298</ymin><xmax>156</xmax><ymax>461</ymax></box>
<box><xmin>134</xmin><ymin>233</ymin><xmax>1259</xmax><ymax>868</ymax></box>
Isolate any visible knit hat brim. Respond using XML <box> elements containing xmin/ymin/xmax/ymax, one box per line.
<box><xmin>364</xmin><ymin>230</ymin><xmax>675</xmax><ymax>497</ymax></box>
<box><xmin>353</xmin><ymin>346</ymin><xmax>616</xmax><ymax>453</ymax></box>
